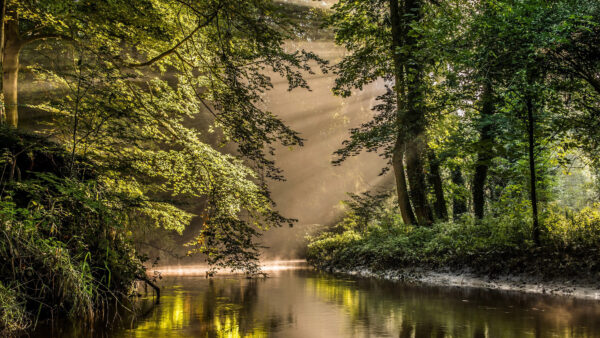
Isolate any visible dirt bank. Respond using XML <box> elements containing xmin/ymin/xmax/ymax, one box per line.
<box><xmin>329</xmin><ymin>267</ymin><xmax>600</xmax><ymax>300</ymax></box>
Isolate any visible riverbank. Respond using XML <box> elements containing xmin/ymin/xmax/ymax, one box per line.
<box><xmin>307</xmin><ymin>204</ymin><xmax>600</xmax><ymax>300</ymax></box>
<box><xmin>325</xmin><ymin>267</ymin><xmax>600</xmax><ymax>300</ymax></box>
<box><xmin>0</xmin><ymin>127</ymin><xmax>145</xmax><ymax>336</ymax></box>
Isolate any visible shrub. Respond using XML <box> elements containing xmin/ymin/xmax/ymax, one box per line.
<box><xmin>0</xmin><ymin>282</ymin><xmax>30</xmax><ymax>336</ymax></box>
<box><xmin>307</xmin><ymin>197</ymin><xmax>600</xmax><ymax>278</ymax></box>
<box><xmin>0</xmin><ymin>128</ymin><xmax>145</xmax><ymax>334</ymax></box>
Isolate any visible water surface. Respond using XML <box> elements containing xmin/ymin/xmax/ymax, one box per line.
<box><xmin>37</xmin><ymin>265</ymin><xmax>600</xmax><ymax>337</ymax></box>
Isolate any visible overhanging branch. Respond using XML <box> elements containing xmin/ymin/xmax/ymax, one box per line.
<box><xmin>21</xmin><ymin>33</ymin><xmax>73</xmax><ymax>47</ymax></box>
<box><xmin>127</xmin><ymin>7</ymin><xmax>222</xmax><ymax>68</ymax></box>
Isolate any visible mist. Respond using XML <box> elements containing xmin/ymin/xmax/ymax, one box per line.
<box><xmin>260</xmin><ymin>39</ymin><xmax>394</xmax><ymax>259</ymax></box>
<box><xmin>14</xmin><ymin>0</ymin><xmax>393</xmax><ymax>263</ymax></box>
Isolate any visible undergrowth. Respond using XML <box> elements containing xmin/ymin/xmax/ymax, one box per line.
<box><xmin>307</xmin><ymin>194</ymin><xmax>600</xmax><ymax>278</ymax></box>
<box><xmin>0</xmin><ymin>127</ymin><xmax>145</xmax><ymax>335</ymax></box>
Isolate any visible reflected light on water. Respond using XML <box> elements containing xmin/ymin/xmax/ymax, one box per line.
<box><xmin>155</xmin><ymin>260</ymin><xmax>308</xmax><ymax>276</ymax></box>
<box><xmin>31</xmin><ymin>267</ymin><xmax>600</xmax><ymax>338</ymax></box>
<box><xmin>124</xmin><ymin>269</ymin><xmax>600</xmax><ymax>338</ymax></box>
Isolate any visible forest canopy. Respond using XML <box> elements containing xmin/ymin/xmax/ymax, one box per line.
<box><xmin>310</xmin><ymin>0</ymin><xmax>600</xmax><ymax>281</ymax></box>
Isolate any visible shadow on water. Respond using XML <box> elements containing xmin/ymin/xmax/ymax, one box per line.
<box><xmin>32</xmin><ymin>267</ymin><xmax>600</xmax><ymax>338</ymax></box>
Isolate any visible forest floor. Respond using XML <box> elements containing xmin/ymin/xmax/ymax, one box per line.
<box><xmin>328</xmin><ymin>267</ymin><xmax>600</xmax><ymax>300</ymax></box>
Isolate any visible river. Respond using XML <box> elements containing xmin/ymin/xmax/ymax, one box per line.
<box><xmin>34</xmin><ymin>262</ymin><xmax>600</xmax><ymax>337</ymax></box>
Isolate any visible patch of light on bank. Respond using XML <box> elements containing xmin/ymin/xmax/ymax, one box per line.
<box><xmin>276</xmin><ymin>0</ymin><xmax>335</xmax><ymax>8</ymax></box>
<box><xmin>155</xmin><ymin>260</ymin><xmax>308</xmax><ymax>276</ymax></box>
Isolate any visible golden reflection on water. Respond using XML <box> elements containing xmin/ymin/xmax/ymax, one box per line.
<box><xmin>127</xmin><ymin>278</ymin><xmax>272</xmax><ymax>338</ymax></box>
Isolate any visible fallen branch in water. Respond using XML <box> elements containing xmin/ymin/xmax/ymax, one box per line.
<box><xmin>137</xmin><ymin>276</ymin><xmax>160</xmax><ymax>304</ymax></box>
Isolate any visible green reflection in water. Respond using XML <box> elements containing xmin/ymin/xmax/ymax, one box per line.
<box><xmin>33</xmin><ymin>270</ymin><xmax>600</xmax><ymax>337</ymax></box>
<box><xmin>123</xmin><ymin>279</ymin><xmax>272</xmax><ymax>338</ymax></box>
<box><xmin>304</xmin><ymin>272</ymin><xmax>600</xmax><ymax>337</ymax></box>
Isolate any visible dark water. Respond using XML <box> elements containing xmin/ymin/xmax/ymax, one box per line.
<box><xmin>34</xmin><ymin>265</ymin><xmax>600</xmax><ymax>337</ymax></box>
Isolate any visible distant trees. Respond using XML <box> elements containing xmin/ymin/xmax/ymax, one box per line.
<box><xmin>329</xmin><ymin>0</ymin><xmax>600</xmax><ymax>241</ymax></box>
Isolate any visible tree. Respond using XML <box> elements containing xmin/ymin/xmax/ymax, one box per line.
<box><xmin>427</xmin><ymin>149</ymin><xmax>448</xmax><ymax>221</ymax></box>
<box><xmin>5</xmin><ymin>0</ymin><xmax>325</xmax><ymax>270</ymax></box>
<box><xmin>474</xmin><ymin>0</ymin><xmax>567</xmax><ymax>243</ymax></box>
<box><xmin>445</xmin><ymin>0</ymin><xmax>503</xmax><ymax>220</ymax></box>
<box><xmin>329</xmin><ymin>0</ymin><xmax>437</xmax><ymax>226</ymax></box>
<box><xmin>472</xmin><ymin>82</ymin><xmax>496</xmax><ymax>219</ymax></box>
<box><xmin>0</xmin><ymin>1</ymin><xmax>69</xmax><ymax>126</ymax></box>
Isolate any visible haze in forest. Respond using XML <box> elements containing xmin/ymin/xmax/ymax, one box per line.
<box><xmin>262</xmin><ymin>40</ymin><xmax>392</xmax><ymax>258</ymax></box>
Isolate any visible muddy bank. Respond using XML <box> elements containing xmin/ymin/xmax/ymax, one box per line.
<box><xmin>327</xmin><ymin>267</ymin><xmax>600</xmax><ymax>300</ymax></box>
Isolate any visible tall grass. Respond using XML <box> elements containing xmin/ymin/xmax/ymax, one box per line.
<box><xmin>0</xmin><ymin>128</ymin><xmax>145</xmax><ymax>335</ymax></box>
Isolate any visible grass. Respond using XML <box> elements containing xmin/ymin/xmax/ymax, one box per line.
<box><xmin>0</xmin><ymin>282</ymin><xmax>30</xmax><ymax>336</ymax></box>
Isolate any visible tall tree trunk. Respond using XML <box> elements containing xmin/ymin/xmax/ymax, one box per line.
<box><xmin>389</xmin><ymin>0</ymin><xmax>416</xmax><ymax>225</ymax></box>
<box><xmin>427</xmin><ymin>150</ymin><xmax>448</xmax><ymax>221</ymax></box>
<box><xmin>451</xmin><ymin>166</ymin><xmax>467</xmax><ymax>221</ymax></box>
<box><xmin>0</xmin><ymin>0</ymin><xmax>5</xmax><ymax>123</ymax></box>
<box><xmin>392</xmin><ymin>141</ymin><xmax>416</xmax><ymax>224</ymax></box>
<box><xmin>3</xmin><ymin>7</ymin><xmax>20</xmax><ymax>127</ymax></box>
<box><xmin>527</xmin><ymin>95</ymin><xmax>540</xmax><ymax>245</ymax></box>
<box><xmin>473</xmin><ymin>81</ymin><xmax>494</xmax><ymax>219</ymax></box>
<box><xmin>405</xmin><ymin>138</ymin><xmax>433</xmax><ymax>226</ymax></box>
<box><xmin>0</xmin><ymin>0</ymin><xmax>5</xmax><ymax>62</ymax></box>
<box><xmin>401</xmin><ymin>0</ymin><xmax>432</xmax><ymax>226</ymax></box>
<box><xmin>389</xmin><ymin>0</ymin><xmax>431</xmax><ymax>226</ymax></box>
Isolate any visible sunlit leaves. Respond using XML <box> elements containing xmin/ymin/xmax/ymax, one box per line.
<box><xmin>17</xmin><ymin>0</ymin><xmax>325</xmax><ymax>271</ymax></box>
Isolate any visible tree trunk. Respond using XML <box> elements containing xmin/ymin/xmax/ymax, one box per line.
<box><xmin>405</xmin><ymin>138</ymin><xmax>433</xmax><ymax>226</ymax></box>
<box><xmin>527</xmin><ymin>95</ymin><xmax>540</xmax><ymax>245</ymax></box>
<box><xmin>389</xmin><ymin>0</ymin><xmax>416</xmax><ymax>225</ymax></box>
<box><xmin>0</xmin><ymin>0</ymin><xmax>5</xmax><ymax>123</ymax></box>
<box><xmin>389</xmin><ymin>0</ymin><xmax>431</xmax><ymax>226</ymax></box>
<box><xmin>451</xmin><ymin>166</ymin><xmax>467</xmax><ymax>221</ymax></box>
<box><xmin>392</xmin><ymin>141</ymin><xmax>416</xmax><ymax>224</ymax></box>
<box><xmin>3</xmin><ymin>8</ymin><xmax>20</xmax><ymax>127</ymax></box>
<box><xmin>473</xmin><ymin>82</ymin><xmax>494</xmax><ymax>219</ymax></box>
<box><xmin>427</xmin><ymin>150</ymin><xmax>448</xmax><ymax>221</ymax></box>
<box><xmin>0</xmin><ymin>1</ymin><xmax>5</xmax><ymax>64</ymax></box>
<box><xmin>400</xmin><ymin>0</ymin><xmax>432</xmax><ymax>226</ymax></box>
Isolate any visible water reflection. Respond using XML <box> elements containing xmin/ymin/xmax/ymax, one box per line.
<box><xmin>304</xmin><ymin>272</ymin><xmax>600</xmax><ymax>337</ymax></box>
<box><xmin>122</xmin><ymin>278</ymin><xmax>276</xmax><ymax>338</ymax></box>
<box><xmin>33</xmin><ymin>268</ymin><xmax>600</xmax><ymax>337</ymax></box>
<box><xmin>106</xmin><ymin>270</ymin><xmax>600</xmax><ymax>337</ymax></box>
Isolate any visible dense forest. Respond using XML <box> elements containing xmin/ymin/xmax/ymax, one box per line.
<box><xmin>1</xmin><ymin>0</ymin><xmax>600</xmax><ymax>335</ymax></box>
<box><xmin>308</xmin><ymin>0</ymin><xmax>600</xmax><ymax>279</ymax></box>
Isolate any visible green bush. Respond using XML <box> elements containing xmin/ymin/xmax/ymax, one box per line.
<box><xmin>0</xmin><ymin>282</ymin><xmax>30</xmax><ymax>336</ymax></box>
<box><xmin>0</xmin><ymin>128</ymin><xmax>145</xmax><ymax>334</ymax></box>
<box><xmin>545</xmin><ymin>203</ymin><xmax>600</xmax><ymax>248</ymax></box>
<box><xmin>307</xmin><ymin>197</ymin><xmax>600</xmax><ymax>278</ymax></box>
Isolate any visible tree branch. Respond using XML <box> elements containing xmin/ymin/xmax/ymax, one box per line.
<box><xmin>20</xmin><ymin>33</ymin><xmax>73</xmax><ymax>47</ymax></box>
<box><xmin>127</xmin><ymin>7</ymin><xmax>222</xmax><ymax>68</ymax></box>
